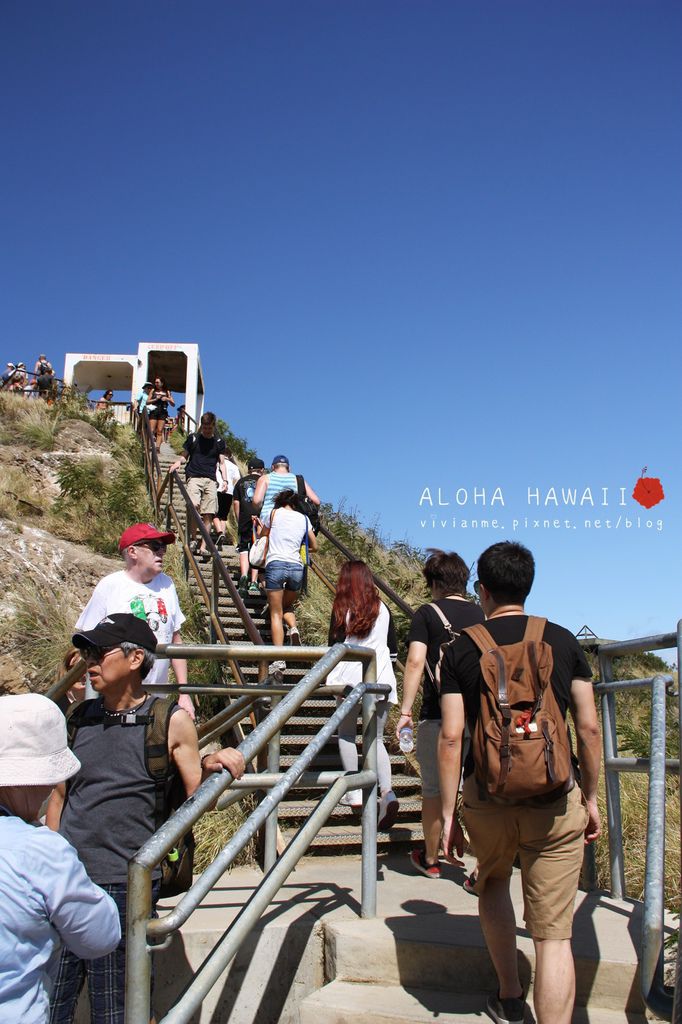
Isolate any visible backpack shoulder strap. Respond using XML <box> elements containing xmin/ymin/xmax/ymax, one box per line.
<box><xmin>523</xmin><ymin>615</ymin><xmax>547</xmax><ymax>643</ymax></box>
<box><xmin>186</xmin><ymin>433</ymin><xmax>198</xmax><ymax>455</ymax></box>
<box><xmin>65</xmin><ymin>698</ymin><xmax>100</xmax><ymax>745</ymax></box>
<box><xmin>145</xmin><ymin>697</ymin><xmax>176</xmax><ymax>829</ymax></box>
<box><xmin>295</xmin><ymin>474</ymin><xmax>306</xmax><ymax>497</ymax></box>
<box><xmin>429</xmin><ymin>602</ymin><xmax>457</xmax><ymax>639</ymax></box>
<box><xmin>462</xmin><ymin>623</ymin><xmax>498</xmax><ymax>655</ymax></box>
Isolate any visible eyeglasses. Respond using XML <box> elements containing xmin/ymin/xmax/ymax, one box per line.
<box><xmin>134</xmin><ymin>540</ymin><xmax>167</xmax><ymax>553</ymax></box>
<box><xmin>82</xmin><ymin>645</ymin><xmax>121</xmax><ymax>664</ymax></box>
<box><xmin>473</xmin><ymin>580</ymin><xmax>481</xmax><ymax>597</ymax></box>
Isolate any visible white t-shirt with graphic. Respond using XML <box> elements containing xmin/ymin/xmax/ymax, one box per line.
<box><xmin>76</xmin><ymin>571</ymin><xmax>186</xmax><ymax>687</ymax></box>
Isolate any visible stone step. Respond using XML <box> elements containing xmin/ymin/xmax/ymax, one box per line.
<box><xmin>299</xmin><ymin>982</ymin><xmax>646</xmax><ymax>1024</ymax></box>
<box><xmin>321</xmin><ymin>907</ymin><xmax>648</xmax><ymax>1015</ymax></box>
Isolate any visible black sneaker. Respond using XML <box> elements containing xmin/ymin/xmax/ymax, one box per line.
<box><xmin>486</xmin><ymin>991</ymin><xmax>526</xmax><ymax>1024</ymax></box>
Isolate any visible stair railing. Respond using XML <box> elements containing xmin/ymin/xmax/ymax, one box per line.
<box><xmin>124</xmin><ymin>641</ymin><xmax>386</xmax><ymax>1024</ymax></box>
<box><xmin>315</xmin><ymin>521</ymin><xmax>415</xmax><ymax>619</ymax></box>
<box><xmin>595</xmin><ymin>625</ymin><xmax>681</xmax><ymax>1021</ymax></box>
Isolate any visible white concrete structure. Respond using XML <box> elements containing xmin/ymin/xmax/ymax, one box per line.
<box><xmin>63</xmin><ymin>341</ymin><xmax>205</xmax><ymax>425</ymax></box>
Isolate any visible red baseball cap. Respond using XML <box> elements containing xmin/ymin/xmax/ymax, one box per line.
<box><xmin>118</xmin><ymin>523</ymin><xmax>176</xmax><ymax>551</ymax></box>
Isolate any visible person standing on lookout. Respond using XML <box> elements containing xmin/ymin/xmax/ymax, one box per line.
<box><xmin>76</xmin><ymin>522</ymin><xmax>194</xmax><ymax>719</ymax></box>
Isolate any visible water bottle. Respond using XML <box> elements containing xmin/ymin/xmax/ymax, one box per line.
<box><xmin>399</xmin><ymin>726</ymin><xmax>414</xmax><ymax>754</ymax></box>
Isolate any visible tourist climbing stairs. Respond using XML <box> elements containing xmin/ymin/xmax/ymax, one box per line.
<box><xmin>155</xmin><ymin>440</ymin><xmax>423</xmax><ymax>853</ymax></box>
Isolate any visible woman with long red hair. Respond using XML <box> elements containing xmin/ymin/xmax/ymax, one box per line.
<box><xmin>327</xmin><ymin>561</ymin><xmax>399</xmax><ymax>830</ymax></box>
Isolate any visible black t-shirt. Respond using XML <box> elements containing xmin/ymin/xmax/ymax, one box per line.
<box><xmin>149</xmin><ymin>390</ymin><xmax>170</xmax><ymax>418</ymax></box>
<box><xmin>183</xmin><ymin>433</ymin><xmax>226</xmax><ymax>479</ymax></box>
<box><xmin>233</xmin><ymin>473</ymin><xmax>260</xmax><ymax>530</ymax></box>
<box><xmin>440</xmin><ymin>614</ymin><xmax>592</xmax><ymax>777</ymax></box>
<box><xmin>407</xmin><ymin>598</ymin><xmax>485</xmax><ymax>720</ymax></box>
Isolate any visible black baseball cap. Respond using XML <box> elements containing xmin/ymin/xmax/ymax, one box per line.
<box><xmin>72</xmin><ymin>613</ymin><xmax>157</xmax><ymax>653</ymax></box>
<box><xmin>248</xmin><ymin>457</ymin><xmax>265</xmax><ymax>470</ymax></box>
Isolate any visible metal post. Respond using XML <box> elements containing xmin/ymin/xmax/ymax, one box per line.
<box><xmin>361</xmin><ymin>654</ymin><xmax>378</xmax><ymax>919</ymax></box>
<box><xmin>672</xmin><ymin>621</ymin><xmax>682</xmax><ymax>1024</ymax></box>
<box><xmin>263</xmin><ymin>695</ymin><xmax>281</xmax><ymax>872</ymax></box>
<box><xmin>600</xmin><ymin>652</ymin><xmax>625</xmax><ymax>899</ymax></box>
<box><xmin>210</xmin><ymin>558</ymin><xmax>219</xmax><ymax>645</ymax></box>
<box><xmin>124</xmin><ymin>862</ymin><xmax>153</xmax><ymax>1024</ymax></box>
<box><xmin>641</xmin><ymin>674</ymin><xmax>672</xmax><ymax>1019</ymax></box>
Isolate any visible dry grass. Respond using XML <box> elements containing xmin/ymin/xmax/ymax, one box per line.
<box><xmin>193</xmin><ymin>796</ymin><xmax>258</xmax><ymax>873</ymax></box>
<box><xmin>47</xmin><ymin>443</ymin><xmax>154</xmax><ymax>555</ymax></box>
<box><xmin>593</xmin><ymin>774</ymin><xmax>680</xmax><ymax>911</ymax></box>
<box><xmin>7</xmin><ymin>573</ymin><xmax>86</xmax><ymax>690</ymax></box>
<box><xmin>0</xmin><ymin>465</ymin><xmax>46</xmax><ymax>521</ymax></box>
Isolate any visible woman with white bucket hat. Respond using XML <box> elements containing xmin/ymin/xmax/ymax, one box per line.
<box><xmin>0</xmin><ymin>693</ymin><xmax>120</xmax><ymax>1023</ymax></box>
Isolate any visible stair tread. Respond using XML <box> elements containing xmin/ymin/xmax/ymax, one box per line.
<box><xmin>299</xmin><ymin>982</ymin><xmax>645</xmax><ymax>1024</ymax></box>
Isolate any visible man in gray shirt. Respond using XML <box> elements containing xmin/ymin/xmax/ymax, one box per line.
<box><xmin>47</xmin><ymin>613</ymin><xmax>245</xmax><ymax>1024</ymax></box>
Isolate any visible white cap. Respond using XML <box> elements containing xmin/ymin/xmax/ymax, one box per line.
<box><xmin>0</xmin><ymin>694</ymin><xmax>81</xmax><ymax>787</ymax></box>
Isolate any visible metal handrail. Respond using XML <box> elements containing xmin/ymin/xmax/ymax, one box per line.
<box><xmin>316</xmin><ymin>521</ymin><xmax>415</xmax><ymax>620</ymax></box>
<box><xmin>596</xmin><ymin>626</ymin><xmax>681</xmax><ymax>1022</ymax></box>
<box><xmin>125</xmin><ymin>641</ymin><xmax>384</xmax><ymax>1024</ymax></box>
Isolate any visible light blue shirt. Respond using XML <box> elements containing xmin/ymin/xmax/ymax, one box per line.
<box><xmin>0</xmin><ymin>812</ymin><xmax>121</xmax><ymax>1024</ymax></box>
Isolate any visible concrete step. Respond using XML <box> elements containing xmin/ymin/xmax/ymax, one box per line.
<box><xmin>323</xmin><ymin>902</ymin><xmax>649</xmax><ymax>1015</ymax></box>
<box><xmin>299</xmin><ymin>981</ymin><xmax>647</xmax><ymax>1024</ymax></box>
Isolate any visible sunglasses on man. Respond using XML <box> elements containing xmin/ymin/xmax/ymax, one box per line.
<box><xmin>134</xmin><ymin>540</ymin><xmax>167</xmax><ymax>553</ymax></box>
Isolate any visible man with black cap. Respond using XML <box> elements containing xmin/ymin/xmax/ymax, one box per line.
<box><xmin>76</xmin><ymin>521</ymin><xmax>193</xmax><ymax>717</ymax></box>
<box><xmin>233</xmin><ymin>456</ymin><xmax>266</xmax><ymax>596</ymax></box>
<box><xmin>47</xmin><ymin>613</ymin><xmax>245</xmax><ymax>1024</ymax></box>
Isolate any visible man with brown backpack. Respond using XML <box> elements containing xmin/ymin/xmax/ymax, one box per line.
<box><xmin>438</xmin><ymin>541</ymin><xmax>601</xmax><ymax>1024</ymax></box>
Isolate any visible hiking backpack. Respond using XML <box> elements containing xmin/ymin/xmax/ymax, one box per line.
<box><xmin>295</xmin><ymin>474</ymin><xmax>321</xmax><ymax>534</ymax></box>
<box><xmin>463</xmin><ymin>616</ymin><xmax>573</xmax><ymax>801</ymax></box>
<box><xmin>423</xmin><ymin>603</ymin><xmax>461</xmax><ymax>693</ymax></box>
<box><xmin>66</xmin><ymin>696</ymin><xmax>194</xmax><ymax>897</ymax></box>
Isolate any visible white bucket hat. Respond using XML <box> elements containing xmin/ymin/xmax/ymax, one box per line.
<box><xmin>0</xmin><ymin>694</ymin><xmax>81</xmax><ymax>787</ymax></box>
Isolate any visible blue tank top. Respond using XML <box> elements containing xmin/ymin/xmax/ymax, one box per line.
<box><xmin>261</xmin><ymin>472</ymin><xmax>298</xmax><ymax>519</ymax></box>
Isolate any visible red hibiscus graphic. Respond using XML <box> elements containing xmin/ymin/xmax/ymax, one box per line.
<box><xmin>632</xmin><ymin>466</ymin><xmax>665</xmax><ymax>509</ymax></box>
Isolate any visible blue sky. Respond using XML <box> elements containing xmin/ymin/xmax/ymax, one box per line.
<box><xmin>1</xmin><ymin>1</ymin><xmax>680</xmax><ymax>643</ymax></box>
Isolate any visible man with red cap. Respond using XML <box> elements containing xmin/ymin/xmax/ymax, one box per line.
<box><xmin>76</xmin><ymin>523</ymin><xmax>194</xmax><ymax>717</ymax></box>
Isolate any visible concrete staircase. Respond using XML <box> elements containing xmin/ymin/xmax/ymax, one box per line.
<box><xmin>154</xmin><ymin>854</ymin><xmax>656</xmax><ymax>1024</ymax></box>
<box><xmin>156</xmin><ymin>443</ymin><xmax>423</xmax><ymax>853</ymax></box>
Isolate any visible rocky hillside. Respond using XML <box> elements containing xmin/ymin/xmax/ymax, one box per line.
<box><xmin>0</xmin><ymin>393</ymin><xmax>151</xmax><ymax>693</ymax></box>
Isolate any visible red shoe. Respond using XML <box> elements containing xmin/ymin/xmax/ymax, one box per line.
<box><xmin>409</xmin><ymin>849</ymin><xmax>441</xmax><ymax>879</ymax></box>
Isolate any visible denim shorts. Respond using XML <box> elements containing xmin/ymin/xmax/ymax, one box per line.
<box><xmin>264</xmin><ymin>560</ymin><xmax>304</xmax><ymax>592</ymax></box>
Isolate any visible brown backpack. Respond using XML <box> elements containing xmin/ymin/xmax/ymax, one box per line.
<box><xmin>463</xmin><ymin>616</ymin><xmax>573</xmax><ymax>801</ymax></box>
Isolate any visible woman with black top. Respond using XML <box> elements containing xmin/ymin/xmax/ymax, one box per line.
<box><xmin>148</xmin><ymin>376</ymin><xmax>174</xmax><ymax>451</ymax></box>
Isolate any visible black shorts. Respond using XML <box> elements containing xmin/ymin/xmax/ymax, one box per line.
<box><xmin>217</xmin><ymin>492</ymin><xmax>233</xmax><ymax>520</ymax></box>
<box><xmin>237</xmin><ymin>524</ymin><xmax>253</xmax><ymax>553</ymax></box>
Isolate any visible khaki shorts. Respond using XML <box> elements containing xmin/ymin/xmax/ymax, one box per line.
<box><xmin>462</xmin><ymin>774</ymin><xmax>588</xmax><ymax>940</ymax></box>
<box><xmin>186</xmin><ymin>476</ymin><xmax>218</xmax><ymax>516</ymax></box>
